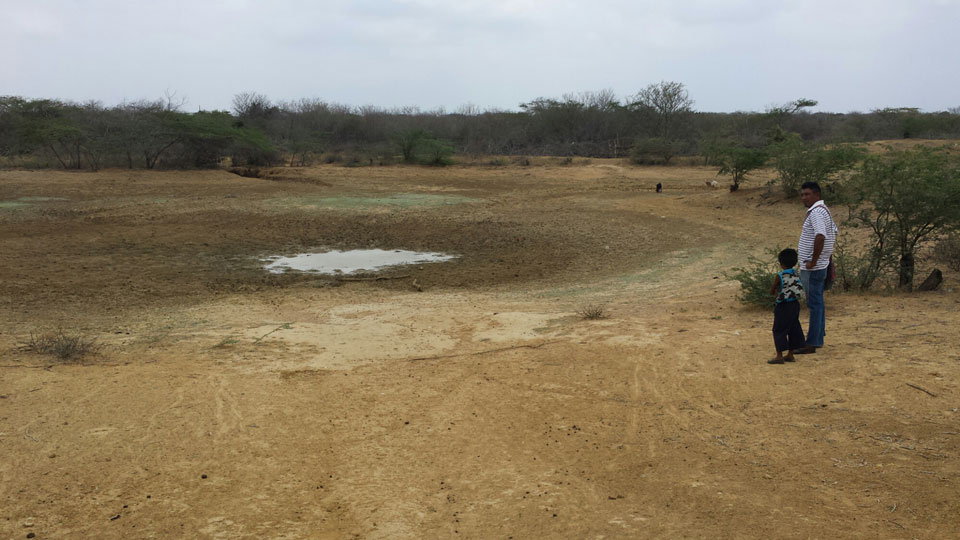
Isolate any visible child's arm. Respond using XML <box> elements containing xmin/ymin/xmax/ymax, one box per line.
<box><xmin>770</xmin><ymin>274</ymin><xmax>781</xmax><ymax>296</ymax></box>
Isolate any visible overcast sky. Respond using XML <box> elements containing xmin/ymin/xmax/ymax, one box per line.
<box><xmin>3</xmin><ymin>0</ymin><xmax>959</xmax><ymax>113</ymax></box>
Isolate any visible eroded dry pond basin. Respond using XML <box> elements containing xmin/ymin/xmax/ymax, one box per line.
<box><xmin>2</xmin><ymin>165</ymin><xmax>959</xmax><ymax>539</ymax></box>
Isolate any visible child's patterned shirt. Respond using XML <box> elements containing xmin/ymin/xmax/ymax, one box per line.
<box><xmin>776</xmin><ymin>268</ymin><xmax>803</xmax><ymax>304</ymax></box>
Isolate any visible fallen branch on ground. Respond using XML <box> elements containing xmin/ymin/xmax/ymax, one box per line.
<box><xmin>254</xmin><ymin>322</ymin><xmax>293</xmax><ymax>343</ymax></box>
<box><xmin>905</xmin><ymin>382</ymin><xmax>937</xmax><ymax>397</ymax></box>
<box><xmin>0</xmin><ymin>364</ymin><xmax>54</xmax><ymax>369</ymax></box>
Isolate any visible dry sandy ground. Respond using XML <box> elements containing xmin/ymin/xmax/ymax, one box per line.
<box><xmin>1</xmin><ymin>161</ymin><xmax>958</xmax><ymax>539</ymax></box>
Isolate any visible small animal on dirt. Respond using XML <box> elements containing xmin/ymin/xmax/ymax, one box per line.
<box><xmin>656</xmin><ymin>182</ymin><xmax>662</xmax><ymax>193</ymax></box>
<box><xmin>705</xmin><ymin>180</ymin><xmax>720</xmax><ymax>188</ymax></box>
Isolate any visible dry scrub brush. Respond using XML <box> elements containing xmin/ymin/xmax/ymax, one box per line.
<box><xmin>934</xmin><ymin>233</ymin><xmax>960</xmax><ymax>272</ymax></box>
<box><xmin>27</xmin><ymin>329</ymin><xmax>100</xmax><ymax>362</ymax></box>
<box><xmin>577</xmin><ymin>303</ymin><xmax>609</xmax><ymax>320</ymax></box>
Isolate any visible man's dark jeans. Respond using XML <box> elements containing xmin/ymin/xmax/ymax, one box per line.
<box><xmin>800</xmin><ymin>268</ymin><xmax>828</xmax><ymax>347</ymax></box>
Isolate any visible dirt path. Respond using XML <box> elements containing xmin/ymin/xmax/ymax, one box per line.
<box><xmin>2</xmin><ymin>163</ymin><xmax>958</xmax><ymax>539</ymax></box>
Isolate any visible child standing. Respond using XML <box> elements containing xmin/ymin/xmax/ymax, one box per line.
<box><xmin>768</xmin><ymin>248</ymin><xmax>805</xmax><ymax>364</ymax></box>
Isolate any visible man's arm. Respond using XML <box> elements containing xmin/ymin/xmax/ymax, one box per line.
<box><xmin>805</xmin><ymin>234</ymin><xmax>825</xmax><ymax>270</ymax></box>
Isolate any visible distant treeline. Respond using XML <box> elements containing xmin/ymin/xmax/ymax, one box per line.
<box><xmin>2</xmin><ymin>84</ymin><xmax>959</xmax><ymax>169</ymax></box>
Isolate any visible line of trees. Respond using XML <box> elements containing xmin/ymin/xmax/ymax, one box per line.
<box><xmin>0</xmin><ymin>94</ymin><xmax>276</xmax><ymax>170</ymax></box>
<box><xmin>2</xmin><ymin>83</ymin><xmax>960</xmax><ymax>170</ymax></box>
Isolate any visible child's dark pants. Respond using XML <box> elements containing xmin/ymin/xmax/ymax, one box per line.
<box><xmin>773</xmin><ymin>301</ymin><xmax>805</xmax><ymax>353</ymax></box>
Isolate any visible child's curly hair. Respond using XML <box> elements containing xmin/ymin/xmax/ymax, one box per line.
<box><xmin>778</xmin><ymin>248</ymin><xmax>798</xmax><ymax>268</ymax></box>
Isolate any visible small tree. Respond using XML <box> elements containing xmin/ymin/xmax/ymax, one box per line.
<box><xmin>843</xmin><ymin>146</ymin><xmax>960</xmax><ymax>290</ymax></box>
<box><xmin>764</xmin><ymin>98</ymin><xmax>817</xmax><ymax>142</ymax></box>
<box><xmin>391</xmin><ymin>130</ymin><xmax>452</xmax><ymax>165</ymax></box>
<box><xmin>419</xmin><ymin>136</ymin><xmax>454</xmax><ymax>166</ymax></box>
<box><xmin>629</xmin><ymin>81</ymin><xmax>695</xmax><ymax>161</ymax></box>
<box><xmin>715</xmin><ymin>146</ymin><xmax>768</xmax><ymax>191</ymax></box>
<box><xmin>111</xmin><ymin>99</ymin><xmax>186</xmax><ymax>169</ymax></box>
<box><xmin>772</xmin><ymin>137</ymin><xmax>863</xmax><ymax>197</ymax></box>
<box><xmin>832</xmin><ymin>234</ymin><xmax>896</xmax><ymax>292</ymax></box>
<box><xmin>176</xmin><ymin>110</ymin><xmax>277</xmax><ymax>167</ymax></box>
<box><xmin>16</xmin><ymin>99</ymin><xmax>85</xmax><ymax>169</ymax></box>
<box><xmin>392</xmin><ymin>129</ymin><xmax>426</xmax><ymax>163</ymax></box>
<box><xmin>631</xmin><ymin>136</ymin><xmax>683</xmax><ymax>165</ymax></box>
<box><xmin>630</xmin><ymin>81</ymin><xmax>694</xmax><ymax>138</ymax></box>
<box><xmin>232</xmin><ymin>92</ymin><xmax>273</xmax><ymax>120</ymax></box>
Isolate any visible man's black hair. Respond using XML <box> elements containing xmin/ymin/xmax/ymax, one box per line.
<box><xmin>800</xmin><ymin>181</ymin><xmax>821</xmax><ymax>194</ymax></box>
<box><xmin>778</xmin><ymin>248</ymin><xmax>798</xmax><ymax>268</ymax></box>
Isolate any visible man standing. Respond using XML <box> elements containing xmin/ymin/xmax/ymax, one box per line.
<box><xmin>796</xmin><ymin>181</ymin><xmax>837</xmax><ymax>354</ymax></box>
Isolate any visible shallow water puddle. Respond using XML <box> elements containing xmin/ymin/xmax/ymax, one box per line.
<box><xmin>264</xmin><ymin>249</ymin><xmax>457</xmax><ymax>274</ymax></box>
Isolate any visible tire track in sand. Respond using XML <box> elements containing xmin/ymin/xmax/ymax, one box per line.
<box><xmin>212</xmin><ymin>374</ymin><xmax>245</xmax><ymax>438</ymax></box>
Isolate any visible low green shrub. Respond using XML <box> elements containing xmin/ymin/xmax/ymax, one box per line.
<box><xmin>725</xmin><ymin>249</ymin><xmax>781</xmax><ymax>308</ymax></box>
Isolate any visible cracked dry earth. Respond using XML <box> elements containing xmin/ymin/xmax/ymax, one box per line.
<box><xmin>1</xmin><ymin>162</ymin><xmax>959</xmax><ymax>539</ymax></box>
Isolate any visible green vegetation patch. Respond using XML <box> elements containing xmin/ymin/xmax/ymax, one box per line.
<box><xmin>278</xmin><ymin>193</ymin><xmax>474</xmax><ymax>209</ymax></box>
<box><xmin>0</xmin><ymin>196</ymin><xmax>68</xmax><ymax>210</ymax></box>
<box><xmin>17</xmin><ymin>196</ymin><xmax>66</xmax><ymax>202</ymax></box>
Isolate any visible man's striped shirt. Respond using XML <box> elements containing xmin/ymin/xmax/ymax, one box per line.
<box><xmin>798</xmin><ymin>200</ymin><xmax>837</xmax><ymax>271</ymax></box>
